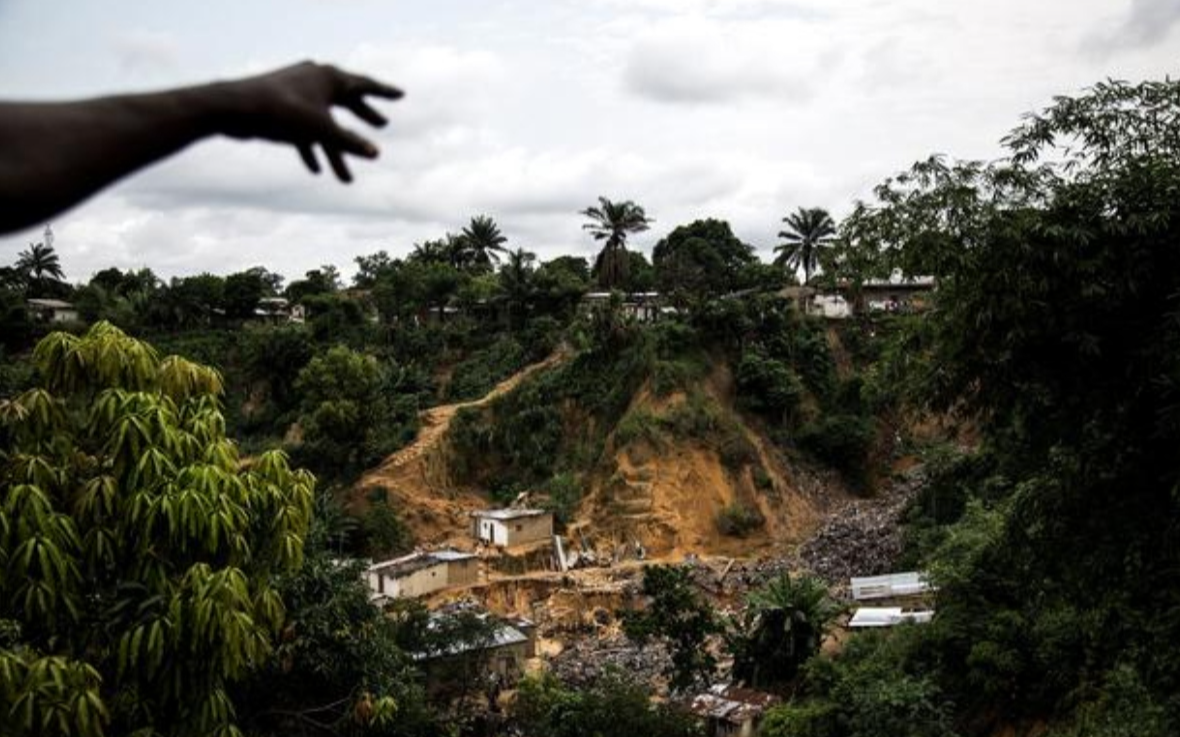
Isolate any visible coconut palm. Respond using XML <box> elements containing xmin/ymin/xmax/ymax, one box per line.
<box><xmin>581</xmin><ymin>197</ymin><xmax>653</xmax><ymax>289</ymax></box>
<box><xmin>728</xmin><ymin>572</ymin><xmax>842</xmax><ymax>686</ymax></box>
<box><xmin>775</xmin><ymin>207</ymin><xmax>836</xmax><ymax>284</ymax></box>
<box><xmin>499</xmin><ymin>248</ymin><xmax>537</xmax><ymax>327</ymax></box>
<box><xmin>17</xmin><ymin>228</ymin><xmax>66</xmax><ymax>296</ymax></box>
<box><xmin>460</xmin><ymin>215</ymin><xmax>509</xmax><ymax>272</ymax></box>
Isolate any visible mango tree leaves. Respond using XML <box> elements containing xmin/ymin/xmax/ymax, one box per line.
<box><xmin>0</xmin><ymin>322</ymin><xmax>314</xmax><ymax>737</ymax></box>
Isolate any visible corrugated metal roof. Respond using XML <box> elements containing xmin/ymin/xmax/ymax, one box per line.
<box><xmin>850</xmin><ymin>571</ymin><xmax>932</xmax><ymax>600</ymax></box>
<box><xmin>368</xmin><ymin>549</ymin><xmax>474</xmax><ymax>577</ymax></box>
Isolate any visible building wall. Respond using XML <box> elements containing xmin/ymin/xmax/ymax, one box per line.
<box><xmin>446</xmin><ymin>557</ymin><xmax>479</xmax><ymax>587</ymax></box>
<box><xmin>504</xmin><ymin>514</ymin><xmax>553</xmax><ymax>546</ymax></box>
<box><xmin>371</xmin><ymin>562</ymin><xmax>450</xmax><ymax>598</ymax></box>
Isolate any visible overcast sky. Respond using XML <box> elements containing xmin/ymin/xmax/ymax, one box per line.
<box><xmin>1</xmin><ymin>0</ymin><xmax>1177</xmax><ymax>285</ymax></box>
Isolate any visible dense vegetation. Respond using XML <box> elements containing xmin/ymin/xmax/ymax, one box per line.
<box><xmin>2</xmin><ymin>77</ymin><xmax>1178</xmax><ymax>736</ymax></box>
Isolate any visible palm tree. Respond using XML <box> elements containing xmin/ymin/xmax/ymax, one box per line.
<box><xmin>499</xmin><ymin>248</ymin><xmax>536</xmax><ymax>328</ymax></box>
<box><xmin>581</xmin><ymin>197</ymin><xmax>652</xmax><ymax>289</ymax></box>
<box><xmin>460</xmin><ymin>215</ymin><xmax>509</xmax><ymax>272</ymax></box>
<box><xmin>17</xmin><ymin>226</ymin><xmax>66</xmax><ymax>296</ymax></box>
<box><xmin>774</xmin><ymin>207</ymin><xmax>836</xmax><ymax>285</ymax></box>
<box><xmin>729</xmin><ymin>572</ymin><xmax>842</xmax><ymax>687</ymax></box>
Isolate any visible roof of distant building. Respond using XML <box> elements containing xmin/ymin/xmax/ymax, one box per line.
<box><xmin>26</xmin><ymin>298</ymin><xmax>74</xmax><ymax>309</ymax></box>
<box><xmin>367</xmin><ymin>549</ymin><xmax>475</xmax><ymax>577</ymax></box>
<box><xmin>471</xmin><ymin>508</ymin><xmax>551</xmax><ymax>521</ymax></box>
<box><xmin>688</xmin><ymin>685</ymin><xmax>782</xmax><ymax>724</ymax></box>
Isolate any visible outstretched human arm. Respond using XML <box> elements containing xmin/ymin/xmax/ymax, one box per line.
<box><xmin>0</xmin><ymin>61</ymin><xmax>402</xmax><ymax>234</ymax></box>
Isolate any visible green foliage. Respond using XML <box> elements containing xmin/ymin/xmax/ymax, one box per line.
<box><xmin>514</xmin><ymin>670</ymin><xmax>702</xmax><ymax>737</ymax></box>
<box><xmin>540</xmin><ymin>473</ymin><xmax>582</xmax><ymax>526</ymax></box>
<box><xmin>797</xmin><ymin>414</ymin><xmax>875</xmax><ymax>482</ymax></box>
<box><xmin>0</xmin><ymin>322</ymin><xmax>314</xmax><ymax>737</ymax></box>
<box><xmin>714</xmin><ymin>501</ymin><xmax>764</xmax><ymax>537</ymax></box>
<box><xmin>359</xmin><ymin>500</ymin><xmax>414</xmax><ymax>559</ymax></box>
<box><xmin>238</xmin><ymin>542</ymin><xmax>427</xmax><ymax>737</ymax></box>
<box><xmin>292</xmin><ymin>345</ymin><xmax>411</xmax><ymax>479</ymax></box>
<box><xmin>727</xmin><ymin>573</ymin><xmax>840</xmax><ymax>687</ymax></box>
<box><xmin>770</xmin><ymin>627</ymin><xmax>957</xmax><ymax>737</ymax></box>
<box><xmin>735</xmin><ymin>351</ymin><xmax>802</xmax><ymax>421</ymax></box>
<box><xmin>621</xmin><ymin>565</ymin><xmax>719</xmax><ymax>692</ymax></box>
<box><xmin>852</xmin><ymin>77</ymin><xmax>1180</xmax><ymax>729</ymax></box>
<box><xmin>652</xmin><ymin>218</ymin><xmax>757</xmax><ymax>307</ymax></box>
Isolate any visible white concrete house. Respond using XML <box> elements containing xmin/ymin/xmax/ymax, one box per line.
<box><xmin>471</xmin><ymin>508</ymin><xmax>554</xmax><ymax>548</ymax></box>
<box><xmin>26</xmin><ymin>298</ymin><xmax>78</xmax><ymax>323</ymax></box>
<box><xmin>366</xmin><ymin>549</ymin><xmax>478</xmax><ymax>600</ymax></box>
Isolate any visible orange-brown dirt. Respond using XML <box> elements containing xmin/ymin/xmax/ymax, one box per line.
<box><xmin>574</xmin><ymin>361</ymin><xmax>850</xmax><ymax>560</ymax></box>
<box><xmin>355</xmin><ymin>346</ymin><xmax>852</xmax><ymax>563</ymax></box>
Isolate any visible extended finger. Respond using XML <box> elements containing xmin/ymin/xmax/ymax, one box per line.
<box><xmin>345</xmin><ymin>72</ymin><xmax>404</xmax><ymax>100</ymax></box>
<box><xmin>346</xmin><ymin>97</ymin><xmax>388</xmax><ymax>127</ymax></box>
<box><xmin>323</xmin><ymin>146</ymin><xmax>353</xmax><ymax>183</ymax></box>
<box><xmin>298</xmin><ymin>143</ymin><xmax>321</xmax><ymax>174</ymax></box>
<box><xmin>328</xmin><ymin>125</ymin><xmax>380</xmax><ymax>159</ymax></box>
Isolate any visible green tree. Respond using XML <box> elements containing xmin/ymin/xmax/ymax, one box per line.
<box><xmin>17</xmin><ymin>228</ymin><xmax>67</xmax><ymax>298</ymax></box>
<box><xmin>775</xmin><ymin>207</ymin><xmax>836</xmax><ymax>285</ymax></box>
<box><xmin>499</xmin><ymin>248</ymin><xmax>536</xmax><ymax>328</ymax></box>
<box><xmin>293</xmin><ymin>345</ymin><xmax>388</xmax><ymax>476</ymax></box>
<box><xmin>652</xmin><ymin>218</ymin><xmax>756</xmax><ymax>306</ymax></box>
<box><xmin>460</xmin><ymin>215</ymin><xmax>509</xmax><ymax>271</ymax></box>
<box><xmin>728</xmin><ymin>573</ymin><xmax>841</xmax><ymax>687</ymax></box>
<box><xmin>515</xmin><ymin>670</ymin><xmax>702</xmax><ymax>737</ymax></box>
<box><xmin>0</xmin><ymin>321</ymin><xmax>314</xmax><ymax>737</ymax></box>
<box><xmin>581</xmin><ymin>197</ymin><xmax>653</xmax><ymax>289</ymax></box>
<box><xmin>223</xmin><ymin>270</ymin><xmax>268</xmax><ymax>321</ymax></box>
<box><xmin>849</xmin><ymin>78</ymin><xmax>1180</xmax><ymax>725</ymax></box>
<box><xmin>622</xmin><ymin>565</ymin><xmax>718</xmax><ymax>691</ymax></box>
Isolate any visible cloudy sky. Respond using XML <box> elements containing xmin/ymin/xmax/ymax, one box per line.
<box><xmin>1</xmin><ymin>0</ymin><xmax>1177</xmax><ymax>284</ymax></box>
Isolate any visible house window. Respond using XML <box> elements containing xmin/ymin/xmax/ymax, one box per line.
<box><xmin>515</xmin><ymin>524</ymin><xmax>522</xmax><ymax>532</ymax></box>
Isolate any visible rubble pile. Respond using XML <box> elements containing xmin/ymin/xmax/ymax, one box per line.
<box><xmin>548</xmin><ymin>635</ymin><xmax>672</xmax><ymax>689</ymax></box>
<box><xmin>796</xmin><ymin>467</ymin><xmax>926</xmax><ymax>593</ymax></box>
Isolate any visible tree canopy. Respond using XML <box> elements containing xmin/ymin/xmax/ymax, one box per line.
<box><xmin>0</xmin><ymin>322</ymin><xmax>315</xmax><ymax>737</ymax></box>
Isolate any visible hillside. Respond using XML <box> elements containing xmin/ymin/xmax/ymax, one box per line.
<box><xmin>354</xmin><ymin>347</ymin><xmax>570</xmax><ymax>546</ymax></box>
<box><xmin>355</xmin><ymin>331</ymin><xmax>859</xmax><ymax>560</ymax></box>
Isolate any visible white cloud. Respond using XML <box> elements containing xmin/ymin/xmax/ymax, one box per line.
<box><xmin>622</xmin><ymin>16</ymin><xmax>828</xmax><ymax>104</ymax></box>
<box><xmin>1086</xmin><ymin>0</ymin><xmax>1180</xmax><ymax>54</ymax></box>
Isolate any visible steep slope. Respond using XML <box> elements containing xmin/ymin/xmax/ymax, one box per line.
<box><xmin>572</xmin><ymin>362</ymin><xmax>851</xmax><ymax>559</ymax></box>
<box><xmin>354</xmin><ymin>348</ymin><xmax>569</xmax><ymax>546</ymax></box>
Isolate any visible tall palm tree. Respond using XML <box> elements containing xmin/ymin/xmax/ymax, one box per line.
<box><xmin>581</xmin><ymin>197</ymin><xmax>652</xmax><ymax>289</ymax></box>
<box><xmin>774</xmin><ymin>207</ymin><xmax>836</xmax><ymax>285</ymax></box>
<box><xmin>729</xmin><ymin>572</ymin><xmax>842</xmax><ymax>686</ymax></box>
<box><xmin>499</xmin><ymin>248</ymin><xmax>536</xmax><ymax>328</ymax></box>
<box><xmin>460</xmin><ymin>215</ymin><xmax>508</xmax><ymax>272</ymax></box>
<box><xmin>17</xmin><ymin>226</ymin><xmax>66</xmax><ymax>297</ymax></box>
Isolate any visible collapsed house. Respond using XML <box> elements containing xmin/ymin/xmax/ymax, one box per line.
<box><xmin>409</xmin><ymin>606</ymin><xmax>538</xmax><ymax>693</ymax></box>
<box><xmin>687</xmin><ymin>684</ymin><xmax>782</xmax><ymax>737</ymax></box>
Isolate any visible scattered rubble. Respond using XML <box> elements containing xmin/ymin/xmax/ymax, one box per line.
<box><xmin>796</xmin><ymin>466</ymin><xmax>926</xmax><ymax>594</ymax></box>
<box><xmin>548</xmin><ymin>634</ymin><xmax>673</xmax><ymax>689</ymax></box>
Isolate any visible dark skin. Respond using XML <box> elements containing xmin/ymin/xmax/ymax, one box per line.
<box><xmin>0</xmin><ymin>61</ymin><xmax>403</xmax><ymax>234</ymax></box>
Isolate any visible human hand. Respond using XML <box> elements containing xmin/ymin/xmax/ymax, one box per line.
<box><xmin>219</xmin><ymin>61</ymin><xmax>403</xmax><ymax>183</ymax></box>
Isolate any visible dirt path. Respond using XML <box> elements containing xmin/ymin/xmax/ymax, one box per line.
<box><xmin>383</xmin><ymin>347</ymin><xmax>568</xmax><ymax>472</ymax></box>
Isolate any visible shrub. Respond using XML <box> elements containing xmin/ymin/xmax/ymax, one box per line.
<box><xmin>716</xmin><ymin>502</ymin><xmax>765</xmax><ymax>537</ymax></box>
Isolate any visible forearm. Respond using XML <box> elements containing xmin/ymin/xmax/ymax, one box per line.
<box><xmin>0</xmin><ymin>83</ymin><xmax>237</xmax><ymax>233</ymax></box>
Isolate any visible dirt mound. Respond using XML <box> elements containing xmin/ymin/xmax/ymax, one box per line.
<box><xmin>574</xmin><ymin>362</ymin><xmax>850</xmax><ymax>560</ymax></box>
